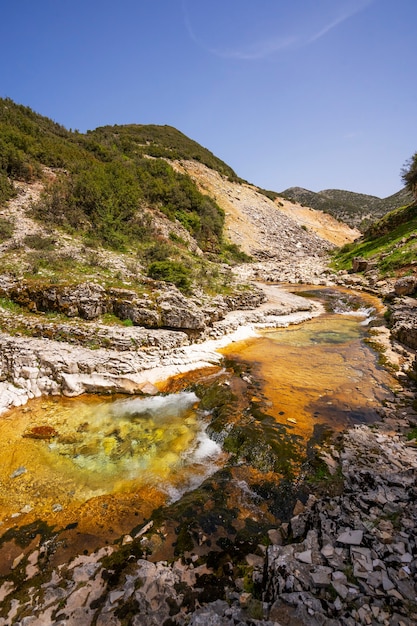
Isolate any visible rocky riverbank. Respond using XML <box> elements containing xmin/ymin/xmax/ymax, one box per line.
<box><xmin>0</xmin><ymin>282</ymin><xmax>323</xmax><ymax>414</ymax></box>
<box><xmin>0</xmin><ymin>275</ymin><xmax>416</xmax><ymax>626</ymax></box>
<box><xmin>0</xmin><ymin>362</ymin><xmax>416</xmax><ymax>626</ymax></box>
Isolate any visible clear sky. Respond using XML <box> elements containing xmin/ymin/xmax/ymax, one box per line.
<box><xmin>1</xmin><ymin>0</ymin><xmax>416</xmax><ymax>197</ymax></box>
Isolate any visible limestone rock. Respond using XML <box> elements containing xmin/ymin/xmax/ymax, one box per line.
<box><xmin>394</xmin><ymin>275</ymin><xmax>417</xmax><ymax>296</ymax></box>
<box><xmin>352</xmin><ymin>257</ymin><xmax>369</xmax><ymax>272</ymax></box>
<box><xmin>157</xmin><ymin>292</ymin><xmax>206</xmax><ymax>330</ymax></box>
<box><xmin>336</xmin><ymin>529</ymin><xmax>364</xmax><ymax>545</ymax></box>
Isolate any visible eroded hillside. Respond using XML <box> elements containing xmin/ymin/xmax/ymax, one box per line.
<box><xmin>174</xmin><ymin>160</ymin><xmax>359</xmax><ymax>283</ymax></box>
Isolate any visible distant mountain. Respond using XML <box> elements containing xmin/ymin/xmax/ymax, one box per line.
<box><xmin>280</xmin><ymin>186</ymin><xmax>413</xmax><ymax>231</ymax></box>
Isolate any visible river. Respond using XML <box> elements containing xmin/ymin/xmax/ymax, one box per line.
<box><xmin>0</xmin><ymin>287</ymin><xmax>398</xmax><ymax>568</ymax></box>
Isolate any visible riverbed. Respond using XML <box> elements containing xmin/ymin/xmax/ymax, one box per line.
<box><xmin>0</xmin><ymin>286</ymin><xmax>398</xmax><ymax>568</ymax></box>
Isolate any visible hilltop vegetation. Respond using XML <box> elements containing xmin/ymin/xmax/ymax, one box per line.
<box><xmin>281</xmin><ymin>186</ymin><xmax>412</xmax><ymax>231</ymax></box>
<box><xmin>0</xmin><ymin>97</ymin><xmax>250</xmax><ymax>294</ymax></box>
<box><xmin>1</xmin><ymin>96</ymin><xmax>415</xmax><ymax>297</ymax></box>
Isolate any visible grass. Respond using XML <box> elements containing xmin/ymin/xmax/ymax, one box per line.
<box><xmin>407</xmin><ymin>427</ymin><xmax>417</xmax><ymax>441</ymax></box>
<box><xmin>0</xmin><ymin>297</ymin><xmax>24</xmax><ymax>313</ymax></box>
<box><xmin>331</xmin><ymin>203</ymin><xmax>417</xmax><ymax>276</ymax></box>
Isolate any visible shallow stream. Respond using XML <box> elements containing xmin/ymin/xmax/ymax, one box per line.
<box><xmin>221</xmin><ymin>287</ymin><xmax>394</xmax><ymax>440</ymax></box>
<box><xmin>0</xmin><ymin>287</ymin><xmax>398</xmax><ymax>564</ymax></box>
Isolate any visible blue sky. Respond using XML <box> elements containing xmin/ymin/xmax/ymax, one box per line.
<box><xmin>1</xmin><ymin>0</ymin><xmax>416</xmax><ymax>197</ymax></box>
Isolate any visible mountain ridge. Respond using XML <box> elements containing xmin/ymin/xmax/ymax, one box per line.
<box><xmin>281</xmin><ymin>185</ymin><xmax>412</xmax><ymax>230</ymax></box>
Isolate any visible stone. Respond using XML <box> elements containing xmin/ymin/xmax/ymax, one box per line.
<box><xmin>352</xmin><ymin>257</ymin><xmax>369</xmax><ymax>272</ymax></box>
<box><xmin>109</xmin><ymin>590</ymin><xmax>124</xmax><ymax>604</ymax></box>
<box><xmin>381</xmin><ymin>572</ymin><xmax>395</xmax><ymax>591</ymax></box>
<box><xmin>10</xmin><ymin>466</ymin><xmax>27</xmax><ymax>478</ymax></box>
<box><xmin>366</xmin><ymin>571</ymin><xmax>383</xmax><ymax>588</ymax></box>
<box><xmin>336</xmin><ymin>529</ymin><xmax>363</xmax><ymax>545</ymax></box>
<box><xmin>296</xmin><ymin>550</ymin><xmax>313</xmax><ymax>564</ymax></box>
<box><xmin>394</xmin><ymin>276</ymin><xmax>417</xmax><ymax>296</ymax></box>
<box><xmin>321</xmin><ymin>544</ymin><xmax>335</xmax><ymax>558</ymax></box>
<box><xmin>245</xmin><ymin>554</ymin><xmax>264</xmax><ymax>568</ymax></box>
<box><xmin>293</xmin><ymin>499</ymin><xmax>305</xmax><ymax>516</ymax></box>
<box><xmin>332</xmin><ymin>571</ymin><xmax>348</xmax><ymax>584</ymax></box>
<box><xmin>290</xmin><ymin>515</ymin><xmax>306</xmax><ymax>539</ymax></box>
<box><xmin>11</xmin><ymin>553</ymin><xmax>24</xmax><ymax>570</ymax></box>
<box><xmin>310</xmin><ymin>568</ymin><xmax>332</xmax><ymax>588</ymax></box>
<box><xmin>267</xmin><ymin>528</ymin><xmax>283</xmax><ymax>546</ymax></box>
<box><xmin>332</xmin><ymin>582</ymin><xmax>349</xmax><ymax>599</ymax></box>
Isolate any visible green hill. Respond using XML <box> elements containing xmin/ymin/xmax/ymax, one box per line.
<box><xmin>0</xmin><ymin>97</ymin><xmax>255</xmax><ymax>300</ymax></box>
<box><xmin>281</xmin><ymin>186</ymin><xmax>412</xmax><ymax>231</ymax></box>
<box><xmin>0</xmin><ymin>97</ymin><xmax>246</xmax><ymax>259</ymax></box>
<box><xmin>331</xmin><ymin>201</ymin><xmax>417</xmax><ymax>277</ymax></box>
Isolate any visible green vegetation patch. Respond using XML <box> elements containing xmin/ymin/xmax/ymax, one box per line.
<box><xmin>331</xmin><ymin>202</ymin><xmax>417</xmax><ymax>276</ymax></box>
<box><xmin>0</xmin><ymin>216</ymin><xmax>14</xmax><ymax>241</ymax></box>
<box><xmin>147</xmin><ymin>260</ymin><xmax>192</xmax><ymax>292</ymax></box>
<box><xmin>87</xmin><ymin>123</ymin><xmax>240</xmax><ymax>181</ymax></box>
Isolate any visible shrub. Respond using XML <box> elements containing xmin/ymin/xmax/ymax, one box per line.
<box><xmin>23</xmin><ymin>233</ymin><xmax>56</xmax><ymax>250</ymax></box>
<box><xmin>0</xmin><ymin>217</ymin><xmax>14</xmax><ymax>242</ymax></box>
<box><xmin>221</xmin><ymin>241</ymin><xmax>252</xmax><ymax>264</ymax></box>
<box><xmin>169</xmin><ymin>232</ymin><xmax>187</xmax><ymax>246</ymax></box>
<box><xmin>143</xmin><ymin>241</ymin><xmax>171</xmax><ymax>262</ymax></box>
<box><xmin>0</xmin><ymin>172</ymin><xmax>16</xmax><ymax>205</ymax></box>
<box><xmin>147</xmin><ymin>260</ymin><xmax>191</xmax><ymax>291</ymax></box>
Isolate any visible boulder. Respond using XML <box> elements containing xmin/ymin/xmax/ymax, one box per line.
<box><xmin>352</xmin><ymin>257</ymin><xmax>369</xmax><ymax>272</ymax></box>
<box><xmin>394</xmin><ymin>275</ymin><xmax>417</xmax><ymax>296</ymax></box>
<box><xmin>390</xmin><ymin>297</ymin><xmax>417</xmax><ymax>350</ymax></box>
<box><xmin>112</xmin><ymin>298</ymin><xmax>160</xmax><ymax>327</ymax></box>
<box><xmin>6</xmin><ymin>281</ymin><xmax>109</xmax><ymax>319</ymax></box>
<box><xmin>157</xmin><ymin>293</ymin><xmax>206</xmax><ymax>330</ymax></box>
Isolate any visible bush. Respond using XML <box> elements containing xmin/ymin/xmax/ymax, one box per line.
<box><xmin>23</xmin><ymin>233</ymin><xmax>56</xmax><ymax>250</ymax></box>
<box><xmin>221</xmin><ymin>241</ymin><xmax>252</xmax><ymax>264</ymax></box>
<box><xmin>143</xmin><ymin>241</ymin><xmax>171</xmax><ymax>262</ymax></box>
<box><xmin>0</xmin><ymin>217</ymin><xmax>14</xmax><ymax>242</ymax></box>
<box><xmin>0</xmin><ymin>172</ymin><xmax>16</xmax><ymax>205</ymax></box>
<box><xmin>147</xmin><ymin>260</ymin><xmax>191</xmax><ymax>291</ymax></box>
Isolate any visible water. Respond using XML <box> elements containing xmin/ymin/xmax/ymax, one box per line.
<box><xmin>0</xmin><ymin>287</ymin><xmax>397</xmax><ymax>548</ymax></box>
<box><xmin>0</xmin><ymin>391</ymin><xmax>223</xmax><ymax>532</ymax></box>
<box><xmin>221</xmin><ymin>287</ymin><xmax>394</xmax><ymax>439</ymax></box>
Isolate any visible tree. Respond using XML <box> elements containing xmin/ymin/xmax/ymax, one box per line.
<box><xmin>401</xmin><ymin>152</ymin><xmax>417</xmax><ymax>198</ymax></box>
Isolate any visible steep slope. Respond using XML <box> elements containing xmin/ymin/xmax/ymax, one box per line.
<box><xmin>272</xmin><ymin>197</ymin><xmax>360</xmax><ymax>247</ymax></box>
<box><xmin>174</xmin><ymin>160</ymin><xmax>358</xmax><ymax>283</ymax></box>
<box><xmin>0</xmin><ymin>96</ymin><xmax>357</xmax><ymax>292</ymax></box>
<box><xmin>281</xmin><ymin>185</ymin><xmax>413</xmax><ymax>230</ymax></box>
<box><xmin>332</xmin><ymin>201</ymin><xmax>417</xmax><ymax>279</ymax></box>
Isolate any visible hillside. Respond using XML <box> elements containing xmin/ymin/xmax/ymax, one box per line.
<box><xmin>174</xmin><ymin>159</ymin><xmax>359</xmax><ymax>283</ymax></box>
<box><xmin>332</xmin><ymin>200</ymin><xmax>417</xmax><ymax>279</ymax></box>
<box><xmin>281</xmin><ymin>185</ymin><xmax>413</xmax><ymax>231</ymax></box>
<box><xmin>0</xmin><ymin>97</ymin><xmax>359</xmax><ymax>307</ymax></box>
